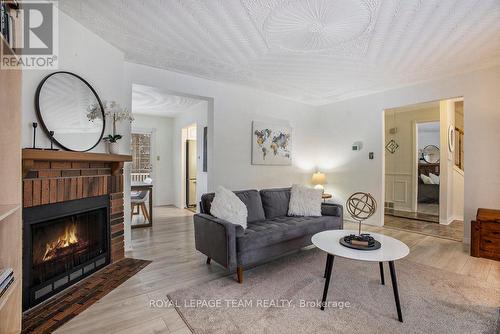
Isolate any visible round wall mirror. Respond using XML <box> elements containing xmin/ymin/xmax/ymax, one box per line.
<box><xmin>35</xmin><ymin>71</ymin><xmax>105</xmax><ymax>152</ymax></box>
<box><xmin>422</xmin><ymin>145</ymin><xmax>440</xmax><ymax>163</ymax></box>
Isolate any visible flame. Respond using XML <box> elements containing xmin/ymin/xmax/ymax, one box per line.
<box><xmin>42</xmin><ymin>223</ymin><xmax>79</xmax><ymax>262</ymax></box>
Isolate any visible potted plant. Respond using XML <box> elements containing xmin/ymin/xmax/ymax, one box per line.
<box><xmin>97</xmin><ymin>101</ymin><xmax>133</xmax><ymax>154</ymax></box>
<box><xmin>103</xmin><ymin>134</ymin><xmax>122</xmax><ymax>154</ymax></box>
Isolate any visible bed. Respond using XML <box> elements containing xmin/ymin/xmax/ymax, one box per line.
<box><xmin>418</xmin><ymin>163</ymin><xmax>440</xmax><ymax>204</ymax></box>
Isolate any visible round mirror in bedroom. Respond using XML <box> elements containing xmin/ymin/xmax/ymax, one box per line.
<box><xmin>422</xmin><ymin>144</ymin><xmax>440</xmax><ymax>163</ymax></box>
<box><xmin>35</xmin><ymin>71</ymin><xmax>105</xmax><ymax>152</ymax></box>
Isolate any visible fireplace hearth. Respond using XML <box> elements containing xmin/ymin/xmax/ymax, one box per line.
<box><xmin>23</xmin><ymin>196</ymin><xmax>110</xmax><ymax>310</ymax></box>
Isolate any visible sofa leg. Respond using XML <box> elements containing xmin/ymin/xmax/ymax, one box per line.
<box><xmin>237</xmin><ymin>266</ymin><xmax>244</xmax><ymax>284</ymax></box>
<box><xmin>206</xmin><ymin>257</ymin><xmax>211</xmax><ymax>264</ymax></box>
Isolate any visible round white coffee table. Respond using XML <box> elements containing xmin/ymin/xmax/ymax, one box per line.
<box><xmin>311</xmin><ymin>230</ymin><xmax>410</xmax><ymax>322</ymax></box>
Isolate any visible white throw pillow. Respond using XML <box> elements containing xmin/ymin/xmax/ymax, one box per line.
<box><xmin>429</xmin><ymin>173</ymin><xmax>440</xmax><ymax>185</ymax></box>
<box><xmin>210</xmin><ymin>186</ymin><xmax>248</xmax><ymax>229</ymax></box>
<box><xmin>288</xmin><ymin>184</ymin><xmax>322</xmax><ymax>217</ymax></box>
<box><xmin>421</xmin><ymin>174</ymin><xmax>434</xmax><ymax>185</ymax></box>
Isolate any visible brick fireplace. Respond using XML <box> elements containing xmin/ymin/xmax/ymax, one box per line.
<box><xmin>21</xmin><ymin>149</ymin><xmax>131</xmax><ymax>310</ymax></box>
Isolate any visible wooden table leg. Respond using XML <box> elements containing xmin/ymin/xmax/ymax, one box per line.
<box><xmin>321</xmin><ymin>254</ymin><xmax>334</xmax><ymax>310</ymax></box>
<box><xmin>389</xmin><ymin>261</ymin><xmax>403</xmax><ymax>322</ymax></box>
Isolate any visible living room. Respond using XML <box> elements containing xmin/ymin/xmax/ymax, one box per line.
<box><xmin>0</xmin><ymin>1</ymin><xmax>499</xmax><ymax>333</ymax></box>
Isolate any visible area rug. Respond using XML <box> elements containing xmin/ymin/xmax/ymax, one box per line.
<box><xmin>168</xmin><ymin>249</ymin><xmax>499</xmax><ymax>334</ymax></box>
<box><xmin>22</xmin><ymin>258</ymin><xmax>151</xmax><ymax>334</ymax></box>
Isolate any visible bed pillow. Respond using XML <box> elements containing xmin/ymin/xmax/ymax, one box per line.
<box><xmin>429</xmin><ymin>173</ymin><xmax>440</xmax><ymax>185</ymax></box>
<box><xmin>288</xmin><ymin>184</ymin><xmax>322</xmax><ymax>217</ymax></box>
<box><xmin>421</xmin><ymin>174</ymin><xmax>434</xmax><ymax>185</ymax></box>
<box><xmin>210</xmin><ymin>186</ymin><xmax>248</xmax><ymax>229</ymax></box>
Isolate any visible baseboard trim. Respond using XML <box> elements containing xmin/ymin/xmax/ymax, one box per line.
<box><xmin>441</xmin><ymin>215</ymin><xmax>464</xmax><ymax>225</ymax></box>
<box><xmin>439</xmin><ymin>215</ymin><xmax>464</xmax><ymax>225</ymax></box>
<box><xmin>439</xmin><ymin>218</ymin><xmax>451</xmax><ymax>225</ymax></box>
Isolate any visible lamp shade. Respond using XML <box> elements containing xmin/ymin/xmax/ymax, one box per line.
<box><xmin>311</xmin><ymin>172</ymin><xmax>326</xmax><ymax>186</ymax></box>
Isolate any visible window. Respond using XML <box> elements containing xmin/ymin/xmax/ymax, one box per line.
<box><xmin>131</xmin><ymin>133</ymin><xmax>152</xmax><ymax>180</ymax></box>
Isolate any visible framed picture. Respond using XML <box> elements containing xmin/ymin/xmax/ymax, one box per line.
<box><xmin>252</xmin><ymin>121</ymin><xmax>292</xmax><ymax>165</ymax></box>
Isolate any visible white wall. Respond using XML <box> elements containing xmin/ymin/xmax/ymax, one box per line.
<box><xmin>317</xmin><ymin>65</ymin><xmax>500</xmax><ymax>243</ymax></box>
<box><xmin>22</xmin><ymin>11</ymin><xmax>128</xmax><ymax>153</ymax></box>
<box><xmin>125</xmin><ymin>62</ymin><xmax>320</xmax><ymax>194</ymax></box>
<box><xmin>418</xmin><ymin>128</ymin><xmax>440</xmax><ymax>150</ymax></box>
<box><xmin>173</xmin><ymin>101</ymin><xmax>208</xmax><ymax>209</ymax></box>
<box><xmin>21</xmin><ymin>9</ymin><xmax>133</xmax><ymax>250</ymax></box>
<box><xmin>132</xmin><ymin>114</ymin><xmax>175</xmax><ymax>206</ymax></box>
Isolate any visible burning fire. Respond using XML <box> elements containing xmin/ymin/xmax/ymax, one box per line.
<box><xmin>42</xmin><ymin>223</ymin><xmax>79</xmax><ymax>262</ymax></box>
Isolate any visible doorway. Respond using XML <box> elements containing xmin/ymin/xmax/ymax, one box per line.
<box><xmin>416</xmin><ymin>121</ymin><xmax>440</xmax><ymax>221</ymax></box>
<box><xmin>130</xmin><ymin>83</ymin><xmax>212</xmax><ymax>212</ymax></box>
<box><xmin>182</xmin><ymin>125</ymin><xmax>197</xmax><ymax>212</ymax></box>
<box><xmin>384</xmin><ymin>98</ymin><xmax>465</xmax><ymax>241</ymax></box>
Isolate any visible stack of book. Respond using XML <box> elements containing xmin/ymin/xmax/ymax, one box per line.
<box><xmin>0</xmin><ymin>267</ymin><xmax>14</xmax><ymax>299</ymax></box>
<box><xmin>1</xmin><ymin>0</ymin><xmax>20</xmax><ymax>48</ymax></box>
<box><xmin>344</xmin><ymin>234</ymin><xmax>376</xmax><ymax>247</ymax></box>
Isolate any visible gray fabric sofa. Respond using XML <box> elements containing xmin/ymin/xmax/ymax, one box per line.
<box><xmin>193</xmin><ymin>187</ymin><xmax>343</xmax><ymax>283</ymax></box>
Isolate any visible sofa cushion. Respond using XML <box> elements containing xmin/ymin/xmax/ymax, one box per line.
<box><xmin>210</xmin><ymin>186</ymin><xmax>248</xmax><ymax>229</ymax></box>
<box><xmin>236</xmin><ymin>216</ymin><xmax>342</xmax><ymax>252</ymax></box>
<box><xmin>288</xmin><ymin>184</ymin><xmax>322</xmax><ymax>216</ymax></box>
<box><xmin>201</xmin><ymin>189</ymin><xmax>266</xmax><ymax>223</ymax></box>
<box><xmin>259</xmin><ymin>187</ymin><xmax>291</xmax><ymax>219</ymax></box>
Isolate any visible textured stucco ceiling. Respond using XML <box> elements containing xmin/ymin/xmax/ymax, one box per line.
<box><xmin>132</xmin><ymin>84</ymin><xmax>204</xmax><ymax>117</ymax></box>
<box><xmin>59</xmin><ymin>0</ymin><xmax>500</xmax><ymax>105</ymax></box>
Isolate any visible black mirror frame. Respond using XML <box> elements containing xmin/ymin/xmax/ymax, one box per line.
<box><xmin>34</xmin><ymin>71</ymin><xmax>106</xmax><ymax>152</ymax></box>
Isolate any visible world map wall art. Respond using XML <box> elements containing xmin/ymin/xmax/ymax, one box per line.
<box><xmin>252</xmin><ymin>121</ymin><xmax>292</xmax><ymax>165</ymax></box>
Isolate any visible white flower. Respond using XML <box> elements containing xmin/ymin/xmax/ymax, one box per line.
<box><xmin>86</xmin><ymin>100</ymin><xmax>134</xmax><ymax>122</ymax></box>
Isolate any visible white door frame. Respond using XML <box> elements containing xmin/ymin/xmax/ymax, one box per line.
<box><xmin>180</xmin><ymin>123</ymin><xmax>197</xmax><ymax>208</ymax></box>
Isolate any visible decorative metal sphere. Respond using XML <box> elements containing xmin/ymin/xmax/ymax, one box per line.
<box><xmin>346</xmin><ymin>192</ymin><xmax>377</xmax><ymax>222</ymax></box>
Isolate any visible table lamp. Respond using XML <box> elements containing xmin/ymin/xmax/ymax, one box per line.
<box><xmin>311</xmin><ymin>172</ymin><xmax>326</xmax><ymax>192</ymax></box>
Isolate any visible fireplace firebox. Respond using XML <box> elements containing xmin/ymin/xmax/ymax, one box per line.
<box><xmin>23</xmin><ymin>196</ymin><xmax>110</xmax><ymax>310</ymax></box>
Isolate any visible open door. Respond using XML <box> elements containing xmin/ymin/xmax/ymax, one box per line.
<box><xmin>186</xmin><ymin>139</ymin><xmax>197</xmax><ymax>208</ymax></box>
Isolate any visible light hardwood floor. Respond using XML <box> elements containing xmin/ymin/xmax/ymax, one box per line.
<box><xmin>55</xmin><ymin>206</ymin><xmax>500</xmax><ymax>334</ymax></box>
<box><xmin>384</xmin><ymin>215</ymin><xmax>464</xmax><ymax>242</ymax></box>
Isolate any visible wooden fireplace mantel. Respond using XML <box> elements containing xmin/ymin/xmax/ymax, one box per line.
<box><xmin>22</xmin><ymin>149</ymin><xmax>132</xmax><ymax>177</ymax></box>
<box><xmin>22</xmin><ymin>149</ymin><xmax>132</xmax><ymax>162</ymax></box>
